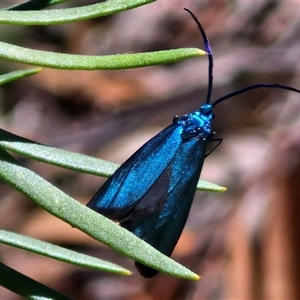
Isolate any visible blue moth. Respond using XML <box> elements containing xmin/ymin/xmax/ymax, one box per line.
<box><xmin>87</xmin><ymin>9</ymin><xmax>300</xmax><ymax>278</ymax></box>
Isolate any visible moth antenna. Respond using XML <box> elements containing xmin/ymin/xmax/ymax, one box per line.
<box><xmin>212</xmin><ymin>83</ymin><xmax>300</xmax><ymax>107</ymax></box>
<box><xmin>184</xmin><ymin>8</ymin><xmax>213</xmax><ymax>104</ymax></box>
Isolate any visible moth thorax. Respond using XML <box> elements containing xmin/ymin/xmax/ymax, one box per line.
<box><xmin>180</xmin><ymin>111</ymin><xmax>213</xmax><ymax>140</ymax></box>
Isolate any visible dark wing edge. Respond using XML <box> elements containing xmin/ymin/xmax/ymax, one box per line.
<box><xmin>131</xmin><ymin>138</ymin><xmax>209</xmax><ymax>277</ymax></box>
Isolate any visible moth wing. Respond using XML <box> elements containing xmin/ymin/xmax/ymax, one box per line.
<box><xmin>122</xmin><ymin>137</ymin><xmax>209</xmax><ymax>277</ymax></box>
<box><xmin>87</xmin><ymin>124</ymin><xmax>183</xmax><ymax>221</ymax></box>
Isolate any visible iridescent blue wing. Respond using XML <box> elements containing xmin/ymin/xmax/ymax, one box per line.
<box><xmin>121</xmin><ymin>137</ymin><xmax>208</xmax><ymax>277</ymax></box>
<box><xmin>87</xmin><ymin>123</ymin><xmax>184</xmax><ymax>221</ymax></box>
<box><xmin>87</xmin><ymin>119</ymin><xmax>209</xmax><ymax>277</ymax></box>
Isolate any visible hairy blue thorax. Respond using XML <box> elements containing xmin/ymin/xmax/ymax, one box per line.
<box><xmin>175</xmin><ymin>103</ymin><xmax>214</xmax><ymax>139</ymax></box>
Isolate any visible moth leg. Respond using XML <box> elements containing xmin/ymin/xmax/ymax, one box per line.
<box><xmin>206</xmin><ymin>138</ymin><xmax>223</xmax><ymax>157</ymax></box>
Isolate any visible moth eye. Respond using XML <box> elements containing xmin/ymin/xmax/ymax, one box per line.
<box><xmin>173</xmin><ymin>115</ymin><xmax>179</xmax><ymax>123</ymax></box>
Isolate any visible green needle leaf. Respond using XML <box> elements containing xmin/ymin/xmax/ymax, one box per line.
<box><xmin>0</xmin><ymin>229</ymin><xmax>131</xmax><ymax>275</ymax></box>
<box><xmin>0</xmin><ymin>44</ymin><xmax>205</xmax><ymax>70</ymax></box>
<box><xmin>0</xmin><ymin>68</ymin><xmax>42</xmax><ymax>85</ymax></box>
<box><xmin>0</xmin><ymin>262</ymin><xmax>72</xmax><ymax>300</ymax></box>
<box><xmin>0</xmin><ymin>148</ymin><xmax>200</xmax><ymax>280</ymax></box>
<box><xmin>1</xmin><ymin>0</ymin><xmax>156</xmax><ymax>25</ymax></box>
<box><xmin>0</xmin><ymin>129</ymin><xmax>226</xmax><ymax>192</ymax></box>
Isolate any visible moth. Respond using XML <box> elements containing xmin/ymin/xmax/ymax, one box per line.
<box><xmin>87</xmin><ymin>9</ymin><xmax>300</xmax><ymax>277</ymax></box>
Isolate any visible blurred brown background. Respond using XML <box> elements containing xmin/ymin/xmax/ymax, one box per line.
<box><xmin>1</xmin><ymin>1</ymin><xmax>300</xmax><ymax>299</ymax></box>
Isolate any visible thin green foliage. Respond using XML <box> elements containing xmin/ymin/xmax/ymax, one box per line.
<box><xmin>0</xmin><ymin>0</ymin><xmax>214</xmax><ymax>298</ymax></box>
